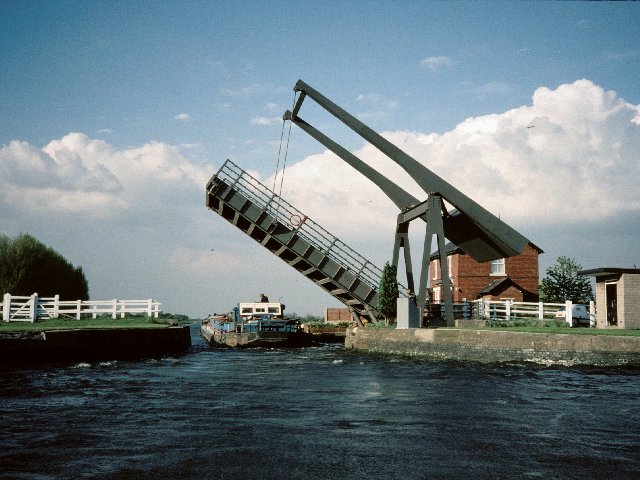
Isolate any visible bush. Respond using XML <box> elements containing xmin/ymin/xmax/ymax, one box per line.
<box><xmin>0</xmin><ymin>233</ymin><xmax>89</xmax><ymax>300</ymax></box>
<box><xmin>376</xmin><ymin>262</ymin><xmax>398</xmax><ymax>323</ymax></box>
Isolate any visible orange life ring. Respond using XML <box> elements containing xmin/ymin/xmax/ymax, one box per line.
<box><xmin>290</xmin><ymin>214</ymin><xmax>305</xmax><ymax>227</ymax></box>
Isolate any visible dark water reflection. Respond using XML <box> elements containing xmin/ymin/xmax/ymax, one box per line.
<box><xmin>1</xmin><ymin>324</ymin><xmax>639</xmax><ymax>479</ymax></box>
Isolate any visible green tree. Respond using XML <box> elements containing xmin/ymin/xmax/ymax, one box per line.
<box><xmin>539</xmin><ymin>256</ymin><xmax>593</xmax><ymax>303</ymax></box>
<box><xmin>0</xmin><ymin>233</ymin><xmax>89</xmax><ymax>300</ymax></box>
<box><xmin>376</xmin><ymin>262</ymin><xmax>399</xmax><ymax>323</ymax></box>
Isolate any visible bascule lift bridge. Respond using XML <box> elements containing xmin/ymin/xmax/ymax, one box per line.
<box><xmin>206</xmin><ymin>80</ymin><xmax>529</xmax><ymax>327</ymax></box>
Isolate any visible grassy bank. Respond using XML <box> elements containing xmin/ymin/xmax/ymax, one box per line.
<box><xmin>483</xmin><ymin>326</ymin><xmax>640</xmax><ymax>336</ymax></box>
<box><xmin>363</xmin><ymin>322</ymin><xmax>640</xmax><ymax>337</ymax></box>
<box><xmin>0</xmin><ymin>317</ymin><xmax>169</xmax><ymax>332</ymax></box>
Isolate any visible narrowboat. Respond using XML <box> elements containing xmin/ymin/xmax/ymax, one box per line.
<box><xmin>201</xmin><ymin>302</ymin><xmax>313</xmax><ymax>348</ymax></box>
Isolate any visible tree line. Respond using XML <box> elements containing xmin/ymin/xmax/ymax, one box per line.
<box><xmin>0</xmin><ymin>233</ymin><xmax>89</xmax><ymax>300</ymax></box>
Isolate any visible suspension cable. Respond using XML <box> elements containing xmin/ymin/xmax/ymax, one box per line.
<box><xmin>272</xmin><ymin>116</ymin><xmax>287</xmax><ymax>194</ymax></box>
<box><xmin>273</xmin><ymin>91</ymin><xmax>297</xmax><ymax>214</ymax></box>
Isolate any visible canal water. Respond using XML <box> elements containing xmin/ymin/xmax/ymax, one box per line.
<box><xmin>1</xmin><ymin>324</ymin><xmax>639</xmax><ymax>479</ymax></box>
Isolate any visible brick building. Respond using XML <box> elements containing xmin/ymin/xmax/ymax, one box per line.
<box><xmin>324</xmin><ymin>307</ymin><xmax>353</xmax><ymax>324</ymax></box>
<box><xmin>429</xmin><ymin>242</ymin><xmax>543</xmax><ymax>303</ymax></box>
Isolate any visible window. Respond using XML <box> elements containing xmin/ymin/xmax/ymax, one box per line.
<box><xmin>433</xmin><ymin>287</ymin><xmax>441</xmax><ymax>303</ymax></box>
<box><xmin>490</xmin><ymin>258</ymin><xmax>505</xmax><ymax>275</ymax></box>
<box><xmin>433</xmin><ymin>257</ymin><xmax>452</xmax><ymax>279</ymax></box>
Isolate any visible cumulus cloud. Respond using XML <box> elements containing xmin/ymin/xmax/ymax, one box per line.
<box><xmin>0</xmin><ymin>133</ymin><xmax>209</xmax><ymax>219</ymax></box>
<box><xmin>251</xmin><ymin>116</ymin><xmax>282</xmax><ymax>126</ymax></box>
<box><xmin>274</xmin><ymin>79</ymin><xmax>640</xmax><ymax>237</ymax></box>
<box><xmin>2</xmin><ymin>79</ymin><xmax>638</xmax><ymax>317</ymax></box>
<box><xmin>420</xmin><ymin>56</ymin><xmax>453</xmax><ymax>70</ymax></box>
<box><xmin>174</xmin><ymin>113</ymin><xmax>191</xmax><ymax>121</ymax></box>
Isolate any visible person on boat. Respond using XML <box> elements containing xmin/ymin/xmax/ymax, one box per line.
<box><xmin>259</xmin><ymin>293</ymin><xmax>269</xmax><ymax>302</ymax></box>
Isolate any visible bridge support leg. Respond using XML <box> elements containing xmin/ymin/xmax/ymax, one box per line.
<box><xmin>392</xmin><ymin>219</ymin><xmax>415</xmax><ymax>295</ymax></box>
<box><xmin>349</xmin><ymin>307</ymin><xmax>364</xmax><ymax>327</ymax></box>
<box><xmin>417</xmin><ymin>195</ymin><xmax>454</xmax><ymax>327</ymax></box>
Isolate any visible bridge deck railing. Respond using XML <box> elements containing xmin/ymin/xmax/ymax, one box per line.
<box><xmin>215</xmin><ymin>160</ymin><xmax>407</xmax><ymax>296</ymax></box>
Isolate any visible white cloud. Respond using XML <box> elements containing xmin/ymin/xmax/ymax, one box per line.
<box><xmin>0</xmin><ymin>133</ymin><xmax>209</xmax><ymax>219</ymax></box>
<box><xmin>251</xmin><ymin>116</ymin><xmax>282</xmax><ymax>126</ymax></box>
<box><xmin>420</xmin><ymin>56</ymin><xmax>453</xmax><ymax>70</ymax></box>
<box><xmin>180</xmin><ymin>143</ymin><xmax>202</xmax><ymax>150</ymax></box>
<box><xmin>2</xmin><ymin>79</ymin><xmax>638</xmax><ymax>318</ymax></box>
<box><xmin>174</xmin><ymin>113</ymin><xmax>191</xmax><ymax>121</ymax></box>
<box><xmin>473</xmin><ymin>81</ymin><xmax>511</xmax><ymax>97</ymax></box>
<box><xmin>275</xmin><ymin>79</ymin><xmax>640</xmax><ymax>235</ymax></box>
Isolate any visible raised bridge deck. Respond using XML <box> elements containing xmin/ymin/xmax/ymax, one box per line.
<box><xmin>206</xmin><ymin>160</ymin><xmax>407</xmax><ymax>323</ymax></box>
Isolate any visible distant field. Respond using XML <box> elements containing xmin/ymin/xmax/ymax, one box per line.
<box><xmin>0</xmin><ymin>318</ymin><xmax>170</xmax><ymax>332</ymax></box>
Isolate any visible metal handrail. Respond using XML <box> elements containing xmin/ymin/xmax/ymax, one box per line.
<box><xmin>210</xmin><ymin>160</ymin><xmax>408</xmax><ymax>296</ymax></box>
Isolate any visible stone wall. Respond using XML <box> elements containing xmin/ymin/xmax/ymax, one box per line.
<box><xmin>345</xmin><ymin>327</ymin><xmax>640</xmax><ymax>366</ymax></box>
<box><xmin>0</xmin><ymin>327</ymin><xmax>192</xmax><ymax>364</ymax></box>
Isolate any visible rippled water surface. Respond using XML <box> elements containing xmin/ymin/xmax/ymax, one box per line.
<box><xmin>2</xmin><ymin>324</ymin><xmax>640</xmax><ymax>479</ymax></box>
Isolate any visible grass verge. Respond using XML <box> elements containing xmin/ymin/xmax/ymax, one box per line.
<box><xmin>482</xmin><ymin>326</ymin><xmax>640</xmax><ymax>336</ymax></box>
<box><xmin>0</xmin><ymin>317</ymin><xmax>168</xmax><ymax>332</ymax></box>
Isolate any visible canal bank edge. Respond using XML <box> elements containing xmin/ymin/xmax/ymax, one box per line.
<box><xmin>0</xmin><ymin>326</ymin><xmax>192</xmax><ymax>365</ymax></box>
<box><xmin>345</xmin><ymin>327</ymin><xmax>640</xmax><ymax>366</ymax></box>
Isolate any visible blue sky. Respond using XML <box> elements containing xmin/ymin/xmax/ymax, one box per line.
<box><xmin>1</xmin><ymin>1</ymin><xmax>639</xmax><ymax>317</ymax></box>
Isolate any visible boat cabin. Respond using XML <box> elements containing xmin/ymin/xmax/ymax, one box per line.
<box><xmin>239</xmin><ymin>302</ymin><xmax>284</xmax><ymax>320</ymax></box>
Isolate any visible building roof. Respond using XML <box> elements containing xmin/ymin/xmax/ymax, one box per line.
<box><xmin>429</xmin><ymin>242</ymin><xmax>461</xmax><ymax>260</ymax></box>
<box><xmin>430</xmin><ymin>241</ymin><xmax>543</xmax><ymax>260</ymax></box>
<box><xmin>579</xmin><ymin>268</ymin><xmax>640</xmax><ymax>277</ymax></box>
<box><xmin>478</xmin><ymin>277</ymin><xmax>515</xmax><ymax>295</ymax></box>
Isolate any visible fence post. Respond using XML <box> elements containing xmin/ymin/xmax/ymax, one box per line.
<box><xmin>589</xmin><ymin>300</ymin><xmax>596</xmax><ymax>328</ymax></box>
<box><xmin>53</xmin><ymin>294</ymin><xmax>60</xmax><ymax>319</ymax></box>
<box><xmin>121</xmin><ymin>300</ymin><xmax>126</xmax><ymax>319</ymax></box>
<box><xmin>147</xmin><ymin>299</ymin><xmax>153</xmax><ymax>317</ymax></box>
<box><xmin>75</xmin><ymin>300</ymin><xmax>81</xmax><ymax>319</ymax></box>
<box><xmin>505</xmin><ymin>300</ymin><xmax>511</xmax><ymax>321</ymax></box>
<box><xmin>112</xmin><ymin>299</ymin><xmax>117</xmax><ymax>319</ymax></box>
<box><xmin>2</xmin><ymin>293</ymin><xmax>10</xmax><ymax>322</ymax></box>
<box><xmin>565</xmin><ymin>300</ymin><xmax>573</xmax><ymax>326</ymax></box>
<box><xmin>538</xmin><ymin>302</ymin><xmax>544</xmax><ymax>320</ymax></box>
<box><xmin>30</xmin><ymin>293</ymin><xmax>38</xmax><ymax>323</ymax></box>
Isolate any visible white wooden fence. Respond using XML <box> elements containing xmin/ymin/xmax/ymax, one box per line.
<box><xmin>1</xmin><ymin>293</ymin><xmax>161</xmax><ymax>323</ymax></box>
<box><xmin>472</xmin><ymin>299</ymin><xmax>596</xmax><ymax>325</ymax></box>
